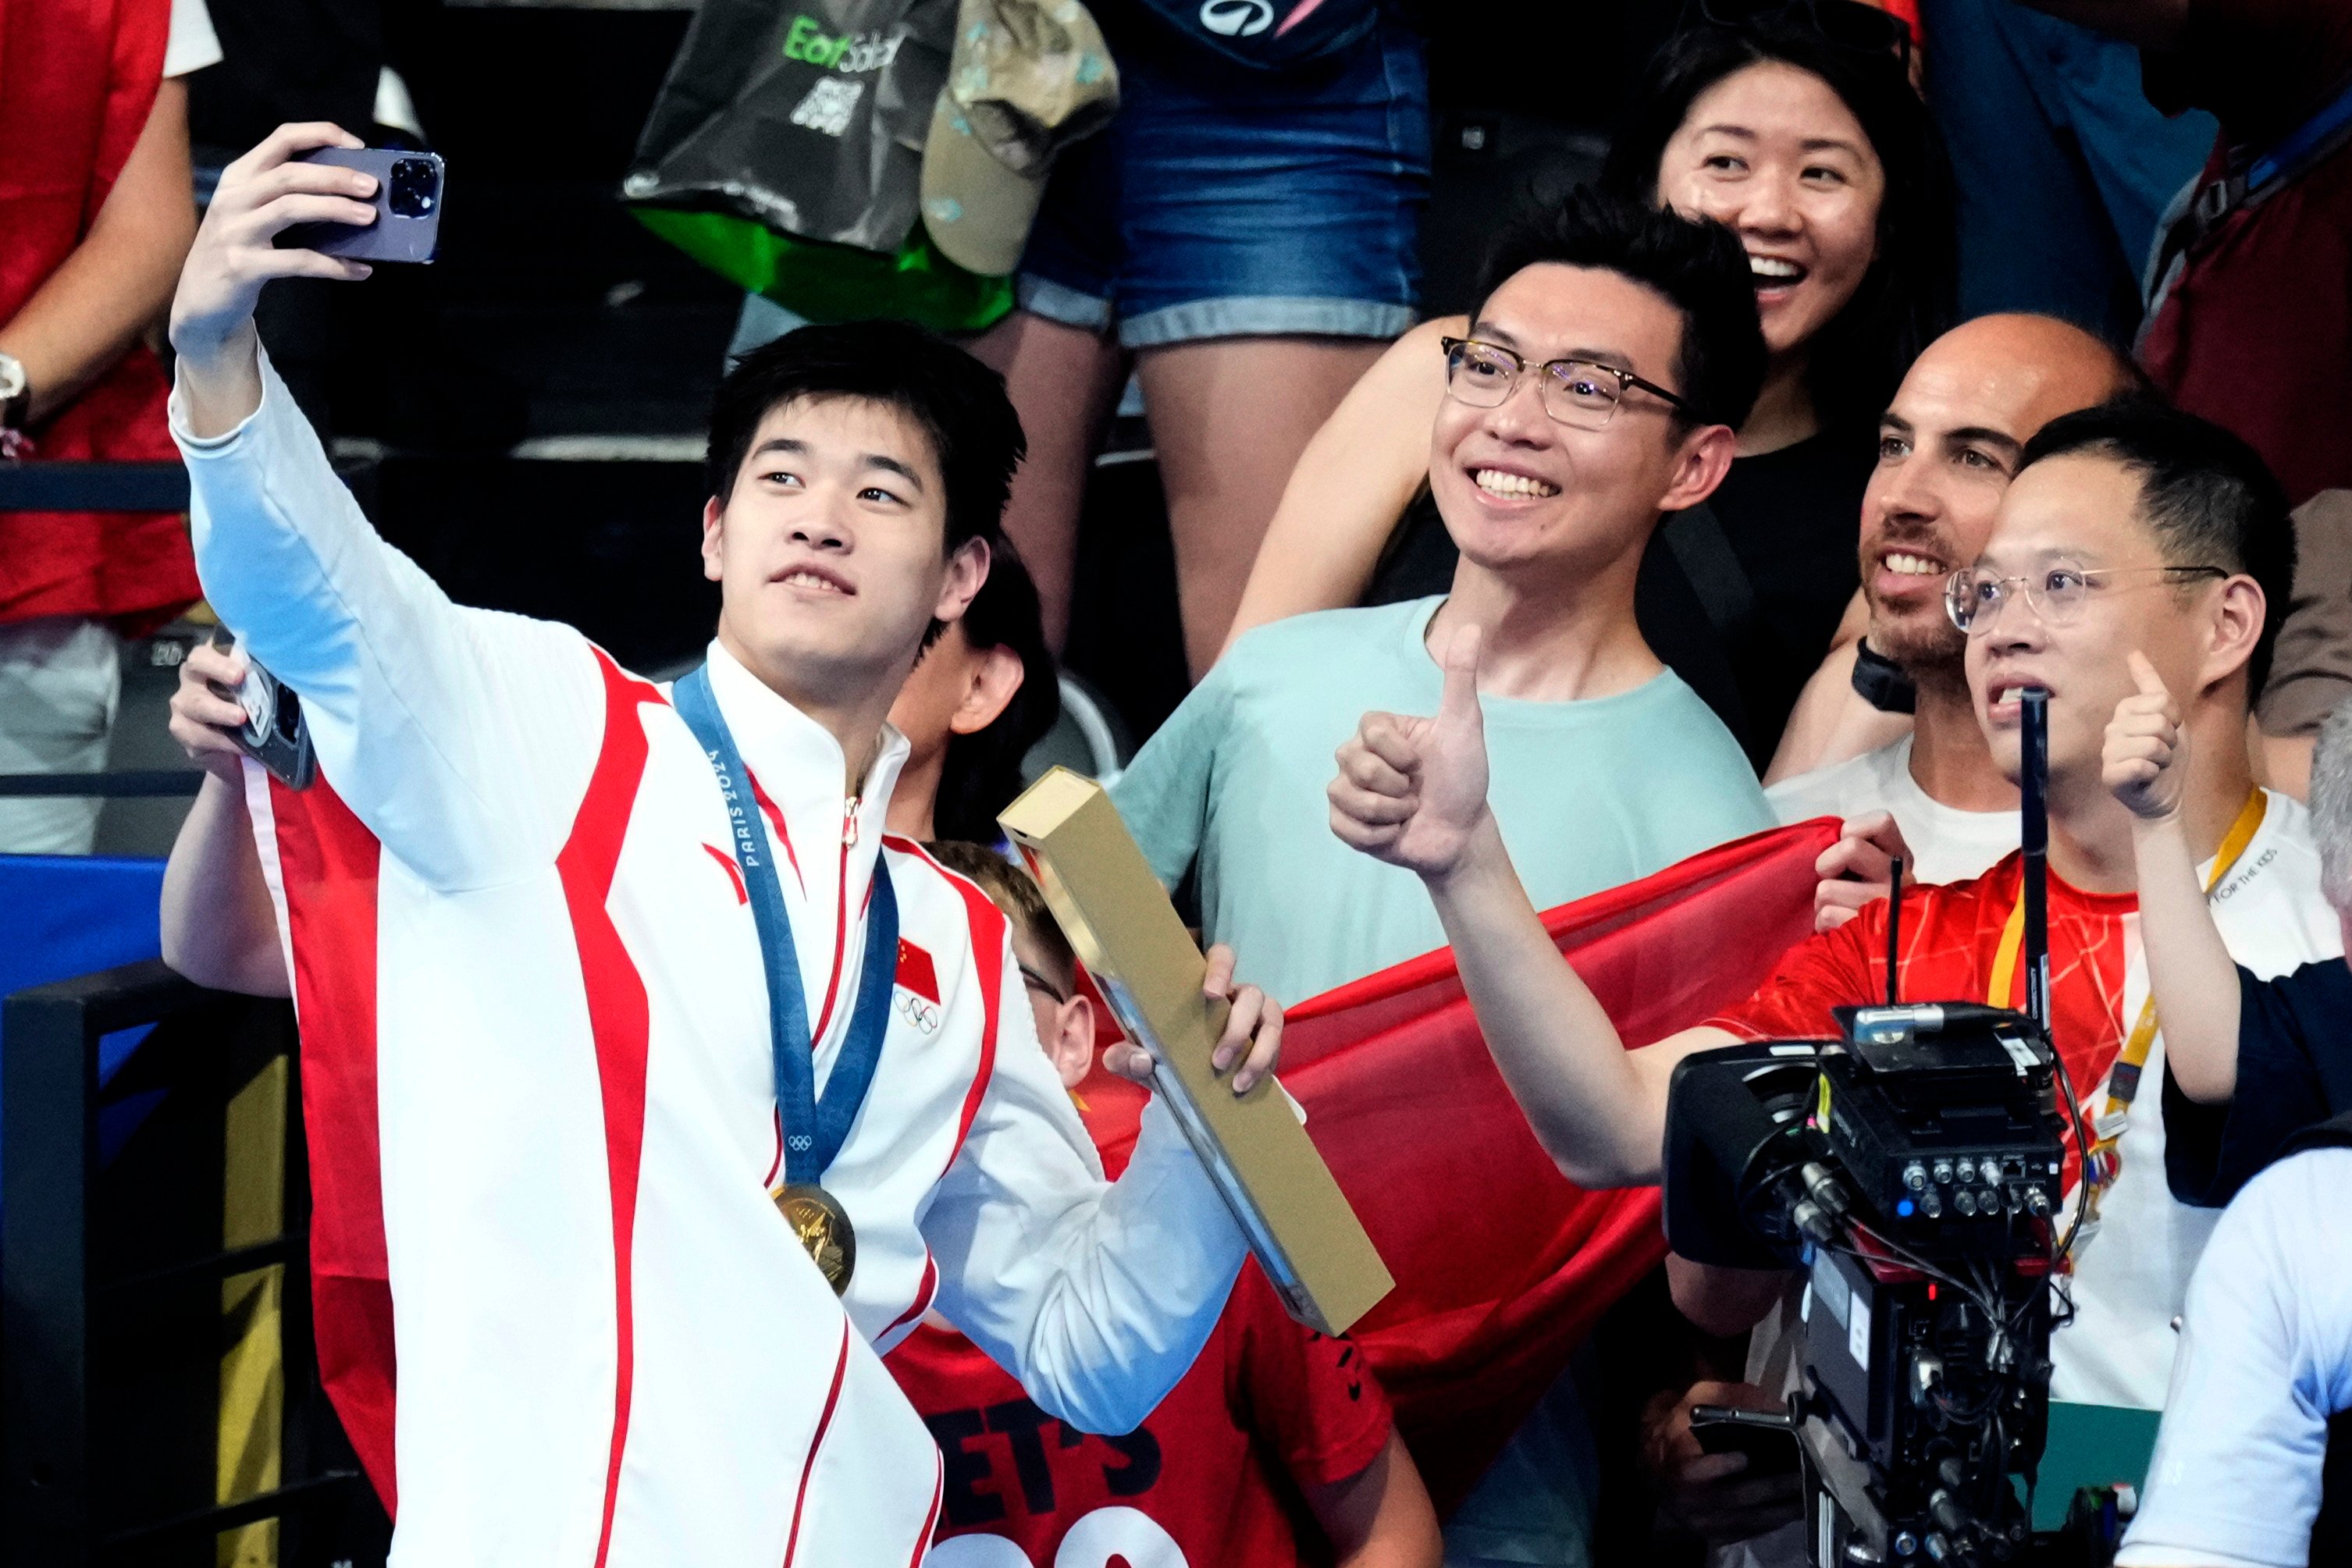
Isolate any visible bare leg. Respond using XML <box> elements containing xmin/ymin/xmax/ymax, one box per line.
<box><xmin>968</xmin><ymin>311</ymin><xmax>1130</xmax><ymax>653</ymax></box>
<box><xmin>1136</xmin><ymin>336</ymin><xmax>1386</xmax><ymax>679</ymax></box>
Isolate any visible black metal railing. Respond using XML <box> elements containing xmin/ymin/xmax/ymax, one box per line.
<box><xmin>0</xmin><ymin>461</ymin><xmax>208</xmax><ymax>817</ymax></box>
<box><xmin>2</xmin><ymin>962</ymin><xmax>361</xmax><ymax>1564</ymax></box>
<box><xmin>0</xmin><ymin>460</ymin><xmax>189</xmax><ymax>516</ymax></box>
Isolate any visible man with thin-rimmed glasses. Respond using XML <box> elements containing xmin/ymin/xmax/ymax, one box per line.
<box><xmin>1112</xmin><ymin>186</ymin><xmax>1777</xmax><ymax>1017</ymax></box>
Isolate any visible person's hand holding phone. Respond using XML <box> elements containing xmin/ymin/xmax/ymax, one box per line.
<box><xmin>169</xmin><ymin>123</ymin><xmax>377</xmax><ymax>436</ymax></box>
<box><xmin>169</xmin><ymin>637</ymin><xmax>254</xmax><ymax>786</ymax></box>
<box><xmin>1640</xmin><ymin>1380</ymin><xmax>1804</xmax><ymax>1549</ymax></box>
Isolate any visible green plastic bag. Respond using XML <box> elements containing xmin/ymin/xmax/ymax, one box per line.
<box><xmin>632</xmin><ymin>207</ymin><xmax>1012</xmax><ymax>336</ymax></box>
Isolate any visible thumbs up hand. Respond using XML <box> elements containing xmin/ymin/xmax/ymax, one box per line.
<box><xmin>2105</xmin><ymin>651</ymin><xmax>2189</xmax><ymax>822</ymax></box>
<box><xmin>1328</xmin><ymin>622</ymin><xmax>1492</xmax><ymax>880</ymax></box>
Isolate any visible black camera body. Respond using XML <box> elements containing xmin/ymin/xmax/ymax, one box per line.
<box><xmin>1666</xmin><ymin>690</ymin><xmax>2076</xmax><ymax>1566</ymax></box>
<box><xmin>1820</xmin><ymin>1004</ymin><xmax>2066</xmax><ymax>1240</ymax></box>
<box><xmin>1663</xmin><ymin>1003</ymin><xmax>2066</xmax><ymax>1566</ymax></box>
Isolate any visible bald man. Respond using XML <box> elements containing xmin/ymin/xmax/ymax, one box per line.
<box><xmin>1769</xmin><ymin>315</ymin><xmax>2144</xmax><ymax>896</ymax></box>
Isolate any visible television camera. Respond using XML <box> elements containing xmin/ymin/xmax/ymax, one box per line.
<box><xmin>1663</xmin><ymin>690</ymin><xmax>2096</xmax><ymax>1566</ymax></box>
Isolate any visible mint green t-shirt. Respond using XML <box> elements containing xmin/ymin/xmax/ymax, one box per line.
<box><xmin>1110</xmin><ymin>598</ymin><xmax>1775</xmax><ymax>1006</ymax></box>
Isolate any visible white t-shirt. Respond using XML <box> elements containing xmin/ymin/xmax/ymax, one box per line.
<box><xmin>2115</xmin><ymin>1147</ymin><xmax>2352</xmax><ymax>1568</ymax></box>
<box><xmin>165</xmin><ymin>0</ymin><xmax>222</xmax><ymax>78</ymax></box>
<box><xmin>1766</xmin><ymin>735</ymin><xmax>2019</xmax><ymax>886</ymax></box>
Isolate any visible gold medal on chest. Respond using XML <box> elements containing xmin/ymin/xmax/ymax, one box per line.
<box><xmin>775</xmin><ymin>1182</ymin><xmax>856</xmax><ymax>1295</ymax></box>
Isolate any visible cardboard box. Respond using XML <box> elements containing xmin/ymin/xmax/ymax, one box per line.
<box><xmin>1000</xmin><ymin>767</ymin><xmax>1394</xmax><ymax>1335</ymax></box>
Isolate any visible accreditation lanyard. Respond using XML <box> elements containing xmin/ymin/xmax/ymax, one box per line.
<box><xmin>1986</xmin><ymin>789</ymin><xmax>2268</xmax><ymax>1211</ymax></box>
<box><xmin>672</xmin><ymin>664</ymin><xmax>897</xmax><ymax>1186</ymax></box>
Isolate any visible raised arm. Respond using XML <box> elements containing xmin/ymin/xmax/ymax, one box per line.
<box><xmin>2108</xmin><ymin>652</ymin><xmax>2241</xmax><ymax>1102</ymax></box>
<box><xmin>1222</xmin><ymin>318</ymin><xmax>1458</xmax><ymax>654</ymax></box>
<box><xmin>169</xmin><ymin>124</ymin><xmax>379</xmax><ymax>438</ymax></box>
<box><xmin>1325</xmin><ymin>621</ymin><xmax>1730</xmax><ymax>1186</ymax></box>
<box><xmin>168</xmin><ymin>125</ymin><xmax>601</xmax><ymax>888</ymax></box>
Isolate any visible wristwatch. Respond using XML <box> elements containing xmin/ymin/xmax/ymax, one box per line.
<box><xmin>1849</xmin><ymin>637</ymin><xmax>1917</xmax><ymax>715</ymax></box>
<box><xmin>0</xmin><ymin>350</ymin><xmax>30</xmax><ymax>460</ymax></box>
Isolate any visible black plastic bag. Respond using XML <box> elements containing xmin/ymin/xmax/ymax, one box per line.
<box><xmin>624</xmin><ymin>0</ymin><xmax>957</xmax><ymax>255</ymax></box>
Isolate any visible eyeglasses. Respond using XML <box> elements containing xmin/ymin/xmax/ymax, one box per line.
<box><xmin>1440</xmin><ymin>337</ymin><xmax>1692</xmax><ymax>431</ymax></box>
<box><xmin>1018</xmin><ymin>962</ymin><xmax>1069</xmax><ymax>1005</ymax></box>
<box><xmin>1688</xmin><ymin>0</ymin><xmax>1913</xmax><ymax>62</ymax></box>
<box><xmin>1944</xmin><ymin>564</ymin><xmax>2230</xmax><ymax>636</ymax></box>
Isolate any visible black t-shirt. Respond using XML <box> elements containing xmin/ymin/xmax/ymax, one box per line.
<box><xmin>2164</xmin><ymin>957</ymin><xmax>2352</xmax><ymax>1207</ymax></box>
<box><xmin>1366</xmin><ymin>423</ymin><xmax>1872</xmax><ymax>771</ymax></box>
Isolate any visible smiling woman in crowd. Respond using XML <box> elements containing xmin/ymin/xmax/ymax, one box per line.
<box><xmin>1228</xmin><ymin>1</ymin><xmax>1953</xmax><ymax>771</ymax></box>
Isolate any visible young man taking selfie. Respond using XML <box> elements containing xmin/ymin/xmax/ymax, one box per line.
<box><xmin>168</xmin><ymin>122</ymin><xmax>1283</xmax><ymax>1566</ymax></box>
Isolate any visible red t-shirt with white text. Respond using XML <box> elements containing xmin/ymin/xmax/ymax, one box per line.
<box><xmin>887</xmin><ymin>1072</ymin><xmax>1391</xmax><ymax>1568</ymax></box>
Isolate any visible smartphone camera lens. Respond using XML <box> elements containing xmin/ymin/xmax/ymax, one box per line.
<box><xmin>389</xmin><ymin>158</ymin><xmax>439</xmax><ymax>219</ymax></box>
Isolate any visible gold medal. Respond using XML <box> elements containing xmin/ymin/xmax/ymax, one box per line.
<box><xmin>775</xmin><ymin>1182</ymin><xmax>856</xmax><ymax>1295</ymax></box>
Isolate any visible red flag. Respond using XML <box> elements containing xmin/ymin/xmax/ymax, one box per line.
<box><xmin>895</xmin><ymin>937</ymin><xmax>941</xmax><ymax>1005</ymax></box>
<box><xmin>1277</xmin><ymin>819</ymin><xmax>1837</xmax><ymax>1509</ymax></box>
<box><xmin>1058</xmin><ymin>821</ymin><xmax>1834</xmax><ymax>1509</ymax></box>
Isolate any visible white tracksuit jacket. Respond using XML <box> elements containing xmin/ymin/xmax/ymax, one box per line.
<box><xmin>173</xmin><ymin>351</ymin><xmax>1246</xmax><ymax>1568</ymax></box>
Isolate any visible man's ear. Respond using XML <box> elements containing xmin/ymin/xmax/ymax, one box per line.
<box><xmin>1659</xmin><ymin>422</ymin><xmax>1738</xmax><ymax>514</ymax></box>
<box><xmin>2197</xmin><ymin>574</ymin><xmax>2267</xmax><ymax>695</ymax></box>
<box><xmin>948</xmin><ymin>643</ymin><xmax>1027</xmax><ymax>738</ymax></box>
<box><xmin>934</xmin><ymin>535</ymin><xmax>991</xmax><ymax>627</ymax></box>
<box><xmin>700</xmin><ymin>496</ymin><xmax>725</xmax><ymax>584</ymax></box>
<box><xmin>1044</xmin><ymin>990</ymin><xmax>1096</xmax><ymax>1089</ymax></box>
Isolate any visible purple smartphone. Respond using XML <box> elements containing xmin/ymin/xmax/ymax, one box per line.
<box><xmin>277</xmin><ymin>148</ymin><xmax>444</xmax><ymax>265</ymax></box>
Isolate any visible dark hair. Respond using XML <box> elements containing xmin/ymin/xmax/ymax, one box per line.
<box><xmin>923</xmin><ymin>839</ymin><xmax>1076</xmax><ymax>987</ymax></box>
<box><xmin>1600</xmin><ymin>12</ymin><xmax>1955</xmax><ymax>429</ymax></box>
<box><xmin>1470</xmin><ymin>185</ymin><xmax>1768</xmax><ymax>431</ymax></box>
<box><xmin>706</xmin><ymin>320</ymin><xmax>1027</xmax><ymax>553</ymax></box>
<box><xmin>2019</xmin><ymin>400</ymin><xmax>2297</xmax><ymax>696</ymax></box>
<box><xmin>930</xmin><ymin>540</ymin><xmax>1062</xmax><ymax>844</ymax></box>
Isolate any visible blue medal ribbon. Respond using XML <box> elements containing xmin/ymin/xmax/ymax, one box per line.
<box><xmin>673</xmin><ymin>663</ymin><xmax>896</xmax><ymax>1185</ymax></box>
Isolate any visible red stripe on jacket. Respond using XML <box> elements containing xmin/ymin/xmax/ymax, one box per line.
<box><xmin>558</xmin><ymin>649</ymin><xmax>667</xmax><ymax>1568</ymax></box>
<box><xmin>269</xmin><ymin>773</ymin><xmax>398</xmax><ymax>1511</ymax></box>
<box><xmin>879</xmin><ymin>1254</ymin><xmax>940</xmax><ymax>1342</ymax></box>
<box><xmin>781</xmin><ymin>1322</ymin><xmax>852</xmax><ymax>1568</ymax></box>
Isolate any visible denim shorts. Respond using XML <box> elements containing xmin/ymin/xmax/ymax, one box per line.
<box><xmin>1016</xmin><ymin>13</ymin><xmax>1431</xmax><ymax>348</ymax></box>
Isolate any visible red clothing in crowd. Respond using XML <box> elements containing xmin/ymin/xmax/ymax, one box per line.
<box><xmin>1706</xmin><ymin>852</ymin><xmax>2140</xmax><ymax>1191</ymax></box>
<box><xmin>1702</xmin><ymin>803</ymin><xmax>2337</xmax><ymax>1413</ymax></box>
<box><xmin>0</xmin><ymin>0</ymin><xmax>201</xmax><ymax>630</ymax></box>
<box><xmin>886</xmin><ymin>1069</ymin><xmax>1393</xmax><ymax>1567</ymax></box>
<box><xmin>2137</xmin><ymin>0</ymin><xmax>2352</xmax><ymax>510</ymax></box>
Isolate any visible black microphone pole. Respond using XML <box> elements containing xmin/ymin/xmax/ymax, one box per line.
<box><xmin>2019</xmin><ymin>688</ymin><xmax>2053</xmax><ymax>1034</ymax></box>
